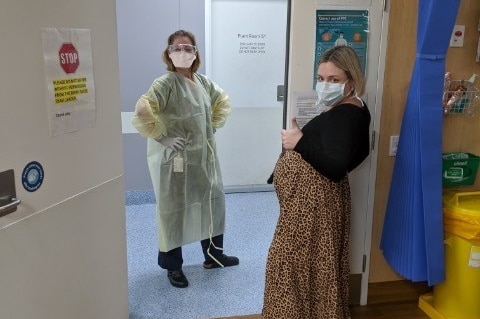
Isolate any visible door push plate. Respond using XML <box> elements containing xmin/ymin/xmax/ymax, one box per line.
<box><xmin>0</xmin><ymin>169</ymin><xmax>21</xmax><ymax>217</ymax></box>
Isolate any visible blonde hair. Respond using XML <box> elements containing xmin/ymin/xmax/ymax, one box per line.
<box><xmin>317</xmin><ymin>46</ymin><xmax>365</xmax><ymax>96</ymax></box>
<box><xmin>162</xmin><ymin>30</ymin><xmax>201</xmax><ymax>73</ymax></box>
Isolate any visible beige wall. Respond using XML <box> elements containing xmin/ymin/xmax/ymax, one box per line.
<box><xmin>0</xmin><ymin>0</ymin><xmax>129</xmax><ymax>317</ymax></box>
<box><xmin>370</xmin><ymin>0</ymin><xmax>480</xmax><ymax>282</ymax></box>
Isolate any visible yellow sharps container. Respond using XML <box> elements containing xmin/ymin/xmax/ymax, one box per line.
<box><xmin>433</xmin><ymin>191</ymin><xmax>480</xmax><ymax>319</ymax></box>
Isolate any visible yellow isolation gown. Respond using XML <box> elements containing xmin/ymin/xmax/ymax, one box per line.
<box><xmin>132</xmin><ymin>71</ymin><xmax>231</xmax><ymax>252</ymax></box>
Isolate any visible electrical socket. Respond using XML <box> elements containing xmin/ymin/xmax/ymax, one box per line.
<box><xmin>389</xmin><ymin>135</ymin><xmax>399</xmax><ymax>156</ymax></box>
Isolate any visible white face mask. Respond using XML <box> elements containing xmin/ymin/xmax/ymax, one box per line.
<box><xmin>315</xmin><ymin>81</ymin><xmax>346</xmax><ymax>107</ymax></box>
<box><xmin>169</xmin><ymin>51</ymin><xmax>196</xmax><ymax>68</ymax></box>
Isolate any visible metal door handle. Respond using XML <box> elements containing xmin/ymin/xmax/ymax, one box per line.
<box><xmin>0</xmin><ymin>197</ymin><xmax>21</xmax><ymax>213</ymax></box>
<box><xmin>277</xmin><ymin>85</ymin><xmax>284</xmax><ymax>102</ymax></box>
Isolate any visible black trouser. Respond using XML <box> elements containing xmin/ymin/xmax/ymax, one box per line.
<box><xmin>157</xmin><ymin>234</ymin><xmax>224</xmax><ymax>271</ymax></box>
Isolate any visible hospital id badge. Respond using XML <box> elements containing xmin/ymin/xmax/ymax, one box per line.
<box><xmin>173</xmin><ymin>156</ymin><xmax>184</xmax><ymax>173</ymax></box>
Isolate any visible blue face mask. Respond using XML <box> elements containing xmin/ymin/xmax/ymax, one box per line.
<box><xmin>315</xmin><ymin>81</ymin><xmax>346</xmax><ymax>107</ymax></box>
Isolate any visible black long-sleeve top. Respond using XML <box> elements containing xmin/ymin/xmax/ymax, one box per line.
<box><xmin>294</xmin><ymin>101</ymin><xmax>371</xmax><ymax>182</ymax></box>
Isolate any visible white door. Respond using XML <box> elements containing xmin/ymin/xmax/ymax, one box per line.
<box><xmin>206</xmin><ymin>0</ymin><xmax>286</xmax><ymax>189</ymax></box>
<box><xmin>0</xmin><ymin>0</ymin><xmax>129</xmax><ymax>318</ymax></box>
<box><xmin>286</xmin><ymin>0</ymin><xmax>385</xmax><ymax>305</ymax></box>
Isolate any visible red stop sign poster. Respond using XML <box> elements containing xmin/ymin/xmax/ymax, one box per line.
<box><xmin>59</xmin><ymin>43</ymin><xmax>79</xmax><ymax>74</ymax></box>
<box><xmin>43</xmin><ymin>27</ymin><xmax>95</xmax><ymax>137</ymax></box>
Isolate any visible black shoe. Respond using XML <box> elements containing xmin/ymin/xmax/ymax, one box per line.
<box><xmin>167</xmin><ymin>270</ymin><xmax>188</xmax><ymax>288</ymax></box>
<box><xmin>203</xmin><ymin>254</ymin><xmax>239</xmax><ymax>269</ymax></box>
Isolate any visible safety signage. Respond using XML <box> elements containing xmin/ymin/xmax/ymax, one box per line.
<box><xmin>59</xmin><ymin>43</ymin><xmax>79</xmax><ymax>74</ymax></box>
<box><xmin>313</xmin><ymin>10</ymin><xmax>369</xmax><ymax>87</ymax></box>
<box><xmin>42</xmin><ymin>28</ymin><xmax>96</xmax><ymax>137</ymax></box>
<box><xmin>22</xmin><ymin>161</ymin><xmax>44</xmax><ymax>192</ymax></box>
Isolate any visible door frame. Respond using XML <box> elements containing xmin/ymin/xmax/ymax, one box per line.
<box><xmin>282</xmin><ymin>0</ymin><xmax>389</xmax><ymax>305</ymax></box>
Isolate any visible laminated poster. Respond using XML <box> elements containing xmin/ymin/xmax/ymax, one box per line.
<box><xmin>42</xmin><ymin>28</ymin><xmax>95</xmax><ymax>137</ymax></box>
<box><xmin>314</xmin><ymin>10</ymin><xmax>369</xmax><ymax>87</ymax></box>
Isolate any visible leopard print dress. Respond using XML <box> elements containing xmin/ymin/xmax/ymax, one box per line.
<box><xmin>262</xmin><ymin>150</ymin><xmax>351</xmax><ymax>319</ymax></box>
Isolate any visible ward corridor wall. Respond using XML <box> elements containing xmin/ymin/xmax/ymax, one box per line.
<box><xmin>370</xmin><ymin>0</ymin><xmax>480</xmax><ymax>282</ymax></box>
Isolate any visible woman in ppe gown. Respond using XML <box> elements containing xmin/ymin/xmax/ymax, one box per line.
<box><xmin>132</xmin><ymin>30</ymin><xmax>239</xmax><ymax>288</ymax></box>
<box><xmin>262</xmin><ymin>45</ymin><xmax>371</xmax><ymax>319</ymax></box>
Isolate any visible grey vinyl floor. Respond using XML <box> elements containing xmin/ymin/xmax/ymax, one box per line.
<box><xmin>125</xmin><ymin>191</ymin><xmax>279</xmax><ymax>319</ymax></box>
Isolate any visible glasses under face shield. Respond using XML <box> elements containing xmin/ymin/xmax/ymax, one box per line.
<box><xmin>168</xmin><ymin>44</ymin><xmax>197</xmax><ymax>54</ymax></box>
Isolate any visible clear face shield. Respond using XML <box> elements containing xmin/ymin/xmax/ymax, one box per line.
<box><xmin>168</xmin><ymin>44</ymin><xmax>197</xmax><ymax>68</ymax></box>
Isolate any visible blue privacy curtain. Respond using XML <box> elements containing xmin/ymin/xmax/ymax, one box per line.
<box><xmin>380</xmin><ymin>0</ymin><xmax>460</xmax><ymax>286</ymax></box>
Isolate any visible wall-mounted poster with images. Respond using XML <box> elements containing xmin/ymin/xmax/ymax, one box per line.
<box><xmin>314</xmin><ymin>10</ymin><xmax>369</xmax><ymax>87</ymax></box>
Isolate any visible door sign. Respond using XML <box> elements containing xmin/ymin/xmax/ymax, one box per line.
<box><xmin>42</xmin><ymin>28</ymin><xmax>96</xmax><ymax>137</ymax></box>
<box><xmin>21</xmin><ymin>161</ymin><xmax>44</xmax><ymax>192</ymax></box>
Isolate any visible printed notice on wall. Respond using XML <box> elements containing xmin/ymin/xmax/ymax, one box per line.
<box><xmin>314</xmin><ymin>10</ymin><xmax>369</xmax><ymax>87</ymax></box>
<box><xmin>42</xmin><ymin>28</ymin><xmax>95</xmax><ymax>137</ymax></box>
